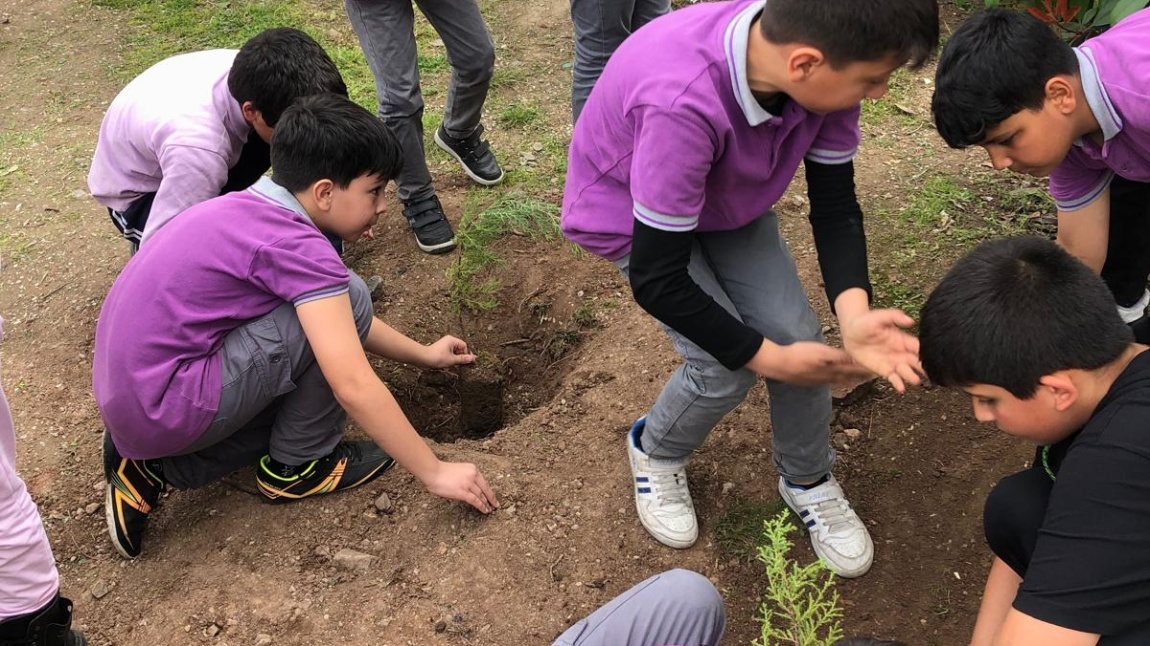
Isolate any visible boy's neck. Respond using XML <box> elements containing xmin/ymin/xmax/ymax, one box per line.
<box><xmin>745</xmin><ymin>17</ymin><xmax>789</xmax><ymax>96</ymax></box>
<box><xmin>1073</xmin><ymin>344</ymin><xmax>1146</xmax><ymax>411</ymax></box>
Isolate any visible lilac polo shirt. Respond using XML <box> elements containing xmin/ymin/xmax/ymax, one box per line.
<box><xmin>88</xmin><ymin>49</ymin><xmax>254</xmax><ymax>243</ymax></box>
<box><xmin>1049</xmin><ymin>8</ymin><xmax>1150</xmax><ymax>211</ymax></box>
<box><xmin>92</xmin><ymin>177</ymin><xmax>349</xmax><ymax>459</ymax></box>
<box><xmin>561</xmin><ymin>0</ymin><xmax>860</xmax><ymax>261</ymax></box>
<box><xmin>0</xmin><ymin>317</ymin><xmax>60</xmax><ymax>618</ymax></box>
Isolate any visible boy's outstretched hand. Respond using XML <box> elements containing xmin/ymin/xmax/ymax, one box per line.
<box><xmin>839</xmin><ymin>308</ymin><xmax>923</xmax><ymax>392</ymax></box>
<box><xmin>423</xmin><ymin>461</ymin><xmax>500</xmax><ymax>514</ymax></box>
<box><xmin>423</xmin><ymin>335</ymin><xmax>477</xmax><ymax>369</ymax></box>
<box><xmin>751</xmin><ymin>340</ymin><xmax>874</xmax><ymax>386</ymax></box>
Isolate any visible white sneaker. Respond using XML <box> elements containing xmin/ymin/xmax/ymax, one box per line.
<box><xmin>626</xmin><ymin>418</ymin><xmax>698</xmax><ymax>549</ymax></box>
<box><xmin>778</xmin><ymin>474</ymin><xmax>874</xmax><ymax>578</ymax></box>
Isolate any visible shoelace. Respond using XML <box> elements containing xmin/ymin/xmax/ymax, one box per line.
<box><xmin>808</xmin><ymin>498</ymin><xmax>854</xmax><ymax>534</ymax></box>
<box><xmin>650</xmin><ymin>471</ymin><xmax>691</xmax><ymax>508</ymax></box>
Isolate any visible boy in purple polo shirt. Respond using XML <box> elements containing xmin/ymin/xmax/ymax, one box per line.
<box><xmin>562</xmin><ymin>0</ymin><xmax>937</xmax><ymax>577</ymax></box>
<box><xmin>88</xmin><ymin>28</ymin><xmax>347</xmax><ymax>250</ymax></box>
<box><xmin>1</xmin><ymin>318</ymin><xmax>87</xmax><ymax>645</ymax></box>
<box><xmin>93</xmin><ymin>93</ymin><xmax>499</xmax><ymax>560</ymax></box>
<box><xmin>933</xmin><ymin>9</ymin><xmax>1150</xmax><ymax>342</ymax></box>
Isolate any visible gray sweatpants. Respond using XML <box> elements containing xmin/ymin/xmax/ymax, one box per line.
<box><xmin>614</xmin><ymin>213</ymin><xmax>835</xmax><ymax>482</ymax></box>
<box><xmin>569</xmin><ymin>0</ymin><xmax>669</xmax><ymax>123</ymax></box>
<box><xmin>344</xmin><ymin>0</ymin><xmax>496</xmax><ymax>203</ymax></box>
<box><xmin>552</xmin><ymin>569</ymin><xmax>725</xmax><ymax>646</ymax></box>
<box><xmin>159</xmin><ymin>273</ymin><xmax>374</xmax><ymax>490</ymax></box>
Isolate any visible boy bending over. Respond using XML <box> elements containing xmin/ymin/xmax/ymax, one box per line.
<box><xmin>932</xmin><ymin>9</ymin><xmax>1150</xmax><ymax>340</ymax></box>
<box><xmin>561</xmin><ymin>0</ymin><xmax>937</xmax><ymax>576</ymax></box>
<box><xmin>920</xmin><ymin>236</ymin><xmax>1150</xmax><ymax>645</ymax></box>
<box><xmin>93</xmin><ymin>93</ymin><xmax>498</xmax><ymax>560</ymax></box>
<box><xmin>88</xmin><ymin>28</ymin><xmax>347</xmax><ymax>250</ymax></box>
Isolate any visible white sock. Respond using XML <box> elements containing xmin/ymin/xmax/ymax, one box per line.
<box><xmin>1117</xmin><ymin>289</ymin><xmax>1150</xmax><ymax>324</ymax></box>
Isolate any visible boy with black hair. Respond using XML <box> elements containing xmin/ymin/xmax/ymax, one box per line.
<box><xmin>1</xmin><ymin>320</ymin><xmax>87</xmax><ymax>645</ymax></box>
<box><xmin>88</xmin><ymin>27</ymin><xmax>348</xmax><ymax>250</ymax></box>
<box><xmin>919</xmin><ymin>236</ymin><xmax>1150</xmax><ymax>645</ymax></box>
<box><xmin>562</xmin><ymin>0</ymin><xmax>937</xmax><ymax>577</ymax></box>
<box><xmin>94</xmin><ymin>93</ymin><xmax>498</xmax><ymax>560</ymax></box>
<box><xmin>932</xmin><ymin>9</ymin><xmax>1150</xmax><ymax>341</ymax></box>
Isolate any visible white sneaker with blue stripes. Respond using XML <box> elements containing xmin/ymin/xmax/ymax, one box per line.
<box><xmin>626</xmin><ymin>418</ymin><xmax>697</xmax><ymax>549</ymax></box>
<box><xmin>778</xmin><ymin>474</ymin><xmax>874</xmax><ymax>578</ymax></box>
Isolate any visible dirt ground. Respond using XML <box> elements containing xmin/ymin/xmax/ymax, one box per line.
<box><xmin>0</xmin><ymin>0</ymin><xmax>1039</xmax><ymax>644</ymax></box>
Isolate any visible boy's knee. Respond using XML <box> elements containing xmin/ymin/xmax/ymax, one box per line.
<box><xmin>983</xmin><ymin>468</ymin><xmax>1048</xmax><ymax>573</ymax></box>
<box><xmin>456</xmin><ymin>42</ymin><xmax>495</xmax><ymax>81</ymax></box>
<box><xmin>657</xmin><ymin>569</ymin><xmax>724</xmax><ymax>619</ymax></box>
<box><xmin>347</xmin><ymin>273</ymin><xmax>374</xmax><ymax>340</ymax></box>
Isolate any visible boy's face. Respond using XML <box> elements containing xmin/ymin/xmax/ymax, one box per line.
<box><xmin>961</xmin><ymin>383</ymin><xmax>1080</xmax><ymax>444</ymax></box>
<box><xmin>326</xmin><ymin>173</ymin><xmax>388</xmax><ymax>243</ymax></box>
<box><xmin>788</xmin><ymin>55</ymin><xmax>905</xmax><ymax>115</ymax></box>
<box><xmin>978</xmin><ymin>105</ymin><xmax>1075</xmax><ymax>178</ymax></box>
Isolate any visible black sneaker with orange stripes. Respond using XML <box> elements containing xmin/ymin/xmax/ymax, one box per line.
<box><xmin>103</xmin><ymin>431</ymin><xmax>165</xmax><ymax>559</ymax></box>
<box><xmin>256</xmin><ymin>440</ymin><xmax>395</xmax><ymax>504</ymax></box>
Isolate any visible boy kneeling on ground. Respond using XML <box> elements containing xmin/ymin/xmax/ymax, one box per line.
<box><xmin>920</xmin><ymin>236</ymin><xmax>1150</xmax><ymax>645</ymax></box>
<box><xmin>94</xmin><ymin>93</ymin><xmax>499</xmax><ymax>560</ymax></box>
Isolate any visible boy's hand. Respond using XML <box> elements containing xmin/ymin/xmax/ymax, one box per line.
<box><xmin>750</xmin><ymin>340</ymin><xmax>873</xmax><ymax>386</ymax></box>
<box><xmin>840</xmin><ymin>308</ymin><xmax>923</xmax><ymax>392</ymax></box>
<box><xmin>423</xmin><ymin>336</ymin><xmax>477</xmax><ymax>369</ymax></box>
<box><xmin>422</xmin><ymin>461</ymin><xmax>500</xmax><ymax>514</ymax></box>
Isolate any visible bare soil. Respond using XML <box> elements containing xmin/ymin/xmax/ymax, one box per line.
<box><xmin>0</xmin><ymin>0</ymin><xmax>1038</xmax><ymax>644</ymax></box>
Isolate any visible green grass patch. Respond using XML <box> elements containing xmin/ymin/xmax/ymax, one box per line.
<box><xmin>447</xmin><ymin>192</ymin><xmax>561</xmax><ymax>311</ymax></box>
<box><xmin>714</xmin><ymin>497</ymin><xmax>792</xmax><ymax>561</ymax></box>
<box><xmin>498</xmin><ymin>103</ymin><xmax>539</xmax><ymax>128</ymax></box>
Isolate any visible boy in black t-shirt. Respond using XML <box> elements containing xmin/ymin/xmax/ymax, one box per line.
<box><xmin>920</xmin><ymin>236</ymin><xmax>1150</xmax><ymax>646</ymax></box>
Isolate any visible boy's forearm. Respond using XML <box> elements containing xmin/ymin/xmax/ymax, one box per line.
<box><xmin>971</xmin><ymin>557</ymin><xmax>1022</xmax><ymax>646</ymax></box>
<box><xmin>364</xmin><ymin>317</ymin><xmax>431</xmax><ymax>366</ymax></box>
<box><xmin>335</xmin><ymin>375</ymin><xmax>440</xmax><ymax>483</ymax></box>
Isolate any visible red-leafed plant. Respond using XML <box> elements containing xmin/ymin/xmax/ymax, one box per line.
<box><xmin>984</xmin><ymin>0</ymin><xmax>1148</xmax><ymax>43</ymax></box>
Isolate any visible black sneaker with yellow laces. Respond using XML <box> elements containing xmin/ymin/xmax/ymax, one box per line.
<box><xmin>103</xmin><ymin>431</ymin><xmax>165</xmax><ymax>559</ymax></box>
<box><xmin>256</xmin><ymin>440</ymin><xmax>395</xmax><ymax>504</ymax></box>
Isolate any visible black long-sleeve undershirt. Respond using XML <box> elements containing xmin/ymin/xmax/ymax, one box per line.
<box><xmin>627</xmin><ymin>159</ymin><xmax>871</xmax><ymax>371</ymax></box>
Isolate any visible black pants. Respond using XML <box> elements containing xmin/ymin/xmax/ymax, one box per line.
<box><xmin>1101</xmin><ymin>175</ymin><xmax>1150</xmax><ymax>309</ymax></box>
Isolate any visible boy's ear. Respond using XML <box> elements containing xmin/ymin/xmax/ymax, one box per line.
<box><xmin>240</xmin><ymin>101</ymin><xmax>261</xmax><ymax>125</ymax></box>
<box><xmin>1043</xmin><ymin>75</ymin><xmax>1079</xmax><ymax>115</ymax></box>
<box><xmin>309</xmin><ymin>178</ymin><xmax>336</xmax><ymax>211</ymax></box>
<box><xmin>1037</xmin><ymin>372</ymin><xmax>1079</xmax><ymax>412</ymax></box>
<box><xmin>787</xmin><ymin>46</ymin><xmax>826</xmax><ymax>82</ymax></box>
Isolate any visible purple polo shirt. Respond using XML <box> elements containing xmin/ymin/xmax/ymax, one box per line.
<box><xmin>1049</xmin><ymin>8</ymin><xmax>1150</xmax><ymax>211</ymax></box>
<box><xmin>92</xmin><ymin>177</ymin><xmax>349</xmax><ymax>459</ymax></box>
<box><xmin>88</xmin><ymin>49</ymin><xmax>253</xmax><ymax>243</ymax></box>
<box><xmin>561</xmin><ymin>0</ymin><xmax>860</xmax><ymax>260</ymax></box>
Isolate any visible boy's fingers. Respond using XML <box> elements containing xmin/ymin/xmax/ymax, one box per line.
<box><xmin>476</xmin><ymin>473</ymin><xmax>499</xmax><ymax>508</ymax></box>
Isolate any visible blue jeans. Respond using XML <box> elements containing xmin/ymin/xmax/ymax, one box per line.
<box><xmin>614</xmin><ymin>213</ymin><xmax>835</xmax><ymax>482</ymax></box>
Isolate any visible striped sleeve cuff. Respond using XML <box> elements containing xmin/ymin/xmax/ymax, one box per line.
<box><xmin>1055</xmin><ymin>171</ymin><xmax>1114</xmax><ymax>212</ymax></box>
<box><xmin>633</xmin><ymin>201</ymin><xmax>699</xmax><ymax>232</ymax></box>
<box><xmin>293</xmin><ymin>284</ymin><xmax>350</xmax><ymax>307</ymax></box>
<box><xmin>804</xmin><ymin>147</ymin><xmax>857</xmax><ymax>165</ymax></box>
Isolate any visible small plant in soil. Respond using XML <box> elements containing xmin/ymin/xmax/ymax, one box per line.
<box><xmin>754</xmin><ymin>511</ymin><xmax>844</xmax><ymax>646</ymax></box>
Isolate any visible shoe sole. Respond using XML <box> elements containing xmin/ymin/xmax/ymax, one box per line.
<box><xmin>434</xmin><ymin>130</ymin><xmax>505</xmax><ymax>187</ymax></box>
<box><xmin>104</xmin><ymin>484</ymin><xmax>138</xmax><ymax>560</ymax></box>
<box><xmin>416</xmin><ymin>236</ymin><xmax>457</xmax><ymax>254</ymax></box>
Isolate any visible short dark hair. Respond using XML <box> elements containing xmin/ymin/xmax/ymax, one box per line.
<box><xmin>761</xmin><ymin>0</ymin><xmax>939</xmax><ymax>70</ymax></box>
<box><xmin>228</xmin><ymin>27</ymin><xmax>348</xmax><ymax>127</ymax></box>
<box><xmin>920</xmin><ymin>236</ymin><xmax>1131</xmax><ymax>398</ymax></box>
<box><xmin>932</xmin><ymin>9</ymin><xmax>1078</xmax><ymax>148</ymax></box>
<box><xmin>270</xmin><ymin>93</ymin><xmax>403</xmax><ymax>193</ymax></box>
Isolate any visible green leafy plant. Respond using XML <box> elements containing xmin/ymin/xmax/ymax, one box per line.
<box><xmin>754</xmin><ymin>512</ymin><xmax>844</xmax><ymax>646</ymax></box>
<box><xmin>984</xmin><ymin>0</ymin><xmax>1148</xmax><ymax>43</ymax></box>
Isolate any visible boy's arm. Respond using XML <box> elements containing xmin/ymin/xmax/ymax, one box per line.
<box><xmin>295</xmin><ymin>294</ymin><xmax>498</xmax><ymax>513</ymax></box>
<box><xmin>805</xmin><ymin>160</ymin><xmax>922</xmax><ymax>391</ymax></box>
<box><xmin>140</xmin><ymin>145</ymin><xmax>231</xmax><ymax>244</ymax></box>
<box><xmin>1055</xmin><ymin>189</ymin><xmax>1111</xmax><ymax>273</ymax></box>
<box><xmin>992</xmin><ymin>610</ymin><xmax>1099</xmax><ymax>646</ymax></box>
<box><xmin>363</xmin><ymin>317</ymin><xmax>475</xmax><ymax>369</ymax></box>
<box><xmin>971</xmin><ymin>557</ymin><xmax>1022</xmax><ymax>646</ymax></box>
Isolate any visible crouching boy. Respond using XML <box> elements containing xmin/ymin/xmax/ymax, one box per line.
<box><xmin>93</xmin><ymin>93</ymin><xmax>499</xmax><ymax>560</ymax></box>
<box><xmin>920</xmin><ymin>236</ymin><xmax>1150</xmax><ymax>645</ymax></box>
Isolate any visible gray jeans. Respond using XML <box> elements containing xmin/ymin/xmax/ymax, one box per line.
<box><xmin>159</xmin><ymin>273</ymin><xmax>374</xmax><ymax>489</ymax></box>
<box><xmin>614</xmin><ymin>213</ymin><xmax>835</xmax><ymax>482</ymax></box>
<box><xmin>569</xmin><ymin>0</ymin><xmax>669</xmax><ymax>123</ymax></box>
<box><xmin>552</xmin><ymin>569</ymin><xmax>725</xmax><ymax>646</ymax></box>
<box><xmin>344</xmin><ymin>0</ymin><xmax>496</xmax><ymax>203</ymax></box>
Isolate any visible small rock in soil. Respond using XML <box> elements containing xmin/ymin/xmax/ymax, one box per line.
<box><xmin>332</xmin><ymin>548</ymin><xmax>376</xmax><ymax>571</ymax></box>
<box><xmin>843</xmin><ymin>427</ymin><xmax>862</xmax><ymax>440</ymax></box>
<box><xmin>90</xmin><ymin>581</ymin><xmax>109</xmax><ymax>599</ymax></box>
<box><xmin>373</xmin><ymin>492</ymin><xmax>394</xmax><ymax>513</ymax></box>
<box><xmin>434</xmin><ymin>620</ymin><xmax>447</xmax><ymax>633</ymax></box>
<box><xmin>206</xmin><ymin>623</ymin><xmax>220</xmax><ymax>637</ymax></box>
<box><xmin>255</xmin><ymin>634</ymin><xmax>273</xmax><ymax>646</ymax></box>
<box><xmin>84</xmin><ymin>502</ymin><xmax>100</xmax><ymax>515</ymax></box>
